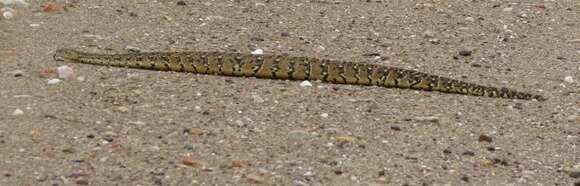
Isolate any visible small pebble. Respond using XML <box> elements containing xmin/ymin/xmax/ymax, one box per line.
<box><xmin>125</xmin><ymin>45</ymin><xmax>141</xmax><ymax>52</ymax></box>
<box><xmin>564</xmin><ymin>76</ymin><xmax>574</xmax><ymax>83</ymax></box>
<box><xmin>293</xmin><ymin>180</ymin><xmax>310</xmax><ymax>186</ymax></box>
<box><xmin>502</xmin><ymin>7</ymin><xmax>513</xmax><ymax>12</ymax></box>
<box><xmin>376</xmin><ymin>176</ymin><xmax>390</xmax><ymax>183</ymax></box>
<box><xmin>246</xmin><ymin>174</ymin><xmax>265</xmax><ymax>184</ymax></box>
<box><xmin>41</xmin><ymin>2</ymin><xmax>65</xmax><ymax>12</ymax></box>
<box><xmin>75</xmin><ymin>179</ymin><xmax>89</xmax><ymax>185</ymax></box>
<box><xmin>35</xmin><ymin>175</ymin><xmax>48</xmax><ymax>182</ymax></box>
<box><xmin>462</xmin><ymin>151</ymin><xmax>475</xmax><ymax>156</ymax></box>
<box><xmin>422</xmin><ymin>30</ymin><xmax>436</xmax><ymax>38</ymax></box>
<box><xmin>465</xmin><ymin>17</ymin><xmax>475</xmax><ymax>22</ymax></box>
<box><xmin>231</xmin><ymin>160</ymin><xmax>244</xmax><ymax>168</ymax></box>
<box><xmin>2</xmin><ymin>8</ymin><xmax>14</xmax><ymax>19</ymax></box>
<box><xmin>251</xmin><ymin>48</ymin><xmax>264</xmax><ymax>55</ymax></box>
<box><xmin>235</xmin><ymin>120</ymin><xmax>245</xmax><ymax>127</ymax></box>
<box><xmin>61</xmin><ymin>147</ymin><xmax>76</xmax><ymax>154</ymax></box>
<box><xmin>116</xmin><ymin>106</ymin><xmax>129</xmax><ymax>113</ymax></box>
<box><xmin>11</xmin><ymin>70</ymin><xmax>24</xmax><ymax>77</ymax></box>
<box><xmin>422</xmin><ymin>3</ymin><xmax>433</xmax><ymax>8</ymax></box>
<box><xmin>12</xmin><ymin>109</ymin><xmax>24</xmax><ymax>115</ymax></box>
<box><xmin>300</xmin><ymin>80</ymin><xmax>313</xmax><ymax>87</ymax></box>
<box><xmin>281</xmin><ymin>32</ymin><xmax>290</xmax><ymax>37</ymax></box>
<box><xmin>320</xmin><ymin>113</ymin><xmax>329</xmax><ymax>118</ymax></box>
<box><xmin>127</xmin><ymin>120</ymin><xmax>146</xmax><ymax>126</ymax></box>
<box><xmin>390</xmin><ymin>126</ymin><xmax>402</xmax><ymax>131</ymax></box>
<box><xmin>567</xmin><ymin>115</ymin><xmax>578</xmax><ymax>122</ymax></box>
<box><xmin>57</xmin><ymin>65</ymin><xmax>74</xmax><ymax>79</ymax></box>
<box><xmin>182</xmin><ymin>156</ymin><xmax>200</xmax><ymax>167</ymax></box>
<box><xmin>287</xmin><ymin>130</ymin><xmax>312</xmax><ymax>141</ymax></box>
<box><xmin>429</xmin><ymin>38</ymin><xmax>440</xmax><ymax>44</ymax></box>
<box><xmin>176</xmin><ymin>1</ymin><xmax>186</xmax><ymax>6</ymax></box>
<box><xmin>77</xmin><ymin>76</ymin><xmax>85</xmax><ymax>82</ymax></box>
<box><xmin>458</xmin><ymin>48</ymin><xmax>473</xmax><ymax>56</ymax></box>
<box><xmin>335</xmin><ymin>135</ymin><xmax>354</xmax><ymax>145</ymax></box>
<box><xmin>149</xmin><ymin>145</ymin><xmax>160</xmax><ymax>152</ymax></box>
<box><xmin>185</xmin><ymin>127</ymin><xmax>202</xmax><ymax>135</ymax></box>
<box><xmin>414</xmin><ymin>116</ymin><xmax>440</xmax><ymax>122</ymax></box>
<box><xmin>478</xmin><ymin>135</ymin><xmax>493</xmax><ymax>143</ymax></box>
<box><xmin>81</xmin><ymin>34</ymin><xmax>104</xmax><ymax>40</ymax></box>
<box><xmin>252</xmin><ymin>94</ymin><xmax>265</xmax><ymax>103</ymax></box>
<box><xmin>47</xmin><ymin>78</ymin><xmax>62</xmax><ymax>85</ymax></box>
<box><xmin>480</xmin><ymin>159</ymin><xmax>496</xmax><ymax>167</ymax></box>
<box><xmin>102</xmin><ymin>131</ymin><xmax>118</xmax><ymax>142</ymax></box>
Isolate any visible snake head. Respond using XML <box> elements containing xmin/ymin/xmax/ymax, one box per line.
<box><xmin>54</xmin><ymin>48</ymin><xmax>81</xmax><ymax>62</ymax></box>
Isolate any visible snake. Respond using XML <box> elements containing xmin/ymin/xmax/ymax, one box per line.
<box><xmin>53</xmin><ymin>48</ymin><xmax>545</xmax><ymax>101</ymax></box>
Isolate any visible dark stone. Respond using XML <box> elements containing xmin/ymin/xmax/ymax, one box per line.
<box><xmin>462</xmin><ymin>151</ymin><xmax>475</xmax><ymax>156</ymax></box>
<box><xmin>478</xmin><ymin>135</ymin><xmax>493</xmax><ymax>142</ymax></box>
<box><xmin>459</xmin><ymin>49</ymin><xmax>473</xmax><ymax>56</ymax></box>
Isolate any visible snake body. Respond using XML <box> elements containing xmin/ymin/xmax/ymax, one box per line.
<box><xmin>53</xmin><ymin>49</ymin><xmax>545</xmax><ymax>101</ymax></box>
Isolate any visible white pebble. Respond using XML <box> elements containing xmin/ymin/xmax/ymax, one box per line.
<box><xmin>12</xmin><ymin>109</ymin><xmax>24</xmax><ymax>115</ymax></box>
<box><xmin>57</xmin><ymin>65</ymin><xmax>74</xmax><ymax>79</ymax></box>
<box><xmin>29</xmin><ymin>23</ymin><xmax>40</xmax><ymax>27</ymax></box>
<box><xmin>125</xmin><ymin>45</ymin><xmax>141</xmax><ymax>52</ymax></box>
<box><xmin>47</xmin><ymin>78</ymin><xmax>62</xmax><ymax>85</ymax></box>
<box><xmin>415</xmin><ymin>116</ymin><xmax>440</xmax><ymax>123</ymax></box>
<box><xmin>235</xmin><ymin>120</ymin><xmax>244</xmax><ymax>127</ymax></box>
<box><xmin>76</xmin><ymin>76</ymin><xmax>85</xmax><ymax>82</ymax></box>
<box><xmin>251</xmin><ymin>48</ymin><xmax>264</xmax><ymax>55</ymax></box>
<box><xmin>299</xmin><ymin>80</ymin><xmax>313</xmax><ymax>87</ymax></box>
<box><xmin>149</xmin><ymin>146</ymin><xmax>160</xmax><ymax>151</ymax></box>
<box><xmin>502</xmin><ymin>7</ymin><xmax>513</xmax><ymax>12</ymax></box>
<box><xmin>422</xmin><ymin>30</ymin><xmax>435</xmax><ymax>38</ymax></box>
<box><xmin>465</xmin><ymin>17</ymin><xmax>475</xmax><ymax>22</ymax></box>
<box><xmin>1</xmin><ymin>7</ymin><xmax>14</xmax><ymax>19</ymax></box>
<box><xmin>564</xmin><ymin>76</ymin><xmax>574</xmax><ymax>83</ymax></box>
<box><xmin>127</xmin><ymin>120</ymin><xmax>146</xmax><ymax>126</ymax></box>
<box><xmin>252</xmin><ymin>94</ymin><xmax>265</xmax><ymax>103</ymax></box>
<box><xmin>320</xmin><ymin>113</ymin><xmax>329</xmax><ymax>118</ymax></box>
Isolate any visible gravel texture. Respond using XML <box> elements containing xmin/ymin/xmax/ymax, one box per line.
<box><xmin>1</xmin><ymin>0</ymin><xmax>579</xmax><ymax>185</ymax></box>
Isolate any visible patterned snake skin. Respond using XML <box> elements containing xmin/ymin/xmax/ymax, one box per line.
<box><xmin>53</xmin><ymin>48</ymin><xmax>545</xmax><ymax>101</ymax></box>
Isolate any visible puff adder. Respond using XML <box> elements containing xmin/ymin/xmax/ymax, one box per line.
<box><xmin>53</xmin><ymin>48</ymin><xmax>545</xmax><ymax>101</ymax></box>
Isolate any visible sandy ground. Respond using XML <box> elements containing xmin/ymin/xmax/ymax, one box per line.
<box><xmin>1</xmin><ymin>0</ymin><xmax>579</xmax><ymax>185</ymax></box>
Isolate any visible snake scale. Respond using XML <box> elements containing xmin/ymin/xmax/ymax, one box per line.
<box><xmin>53</xmin><ymin>48</ymin><xmax>545</xmax><ymax>101</ymax></box>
